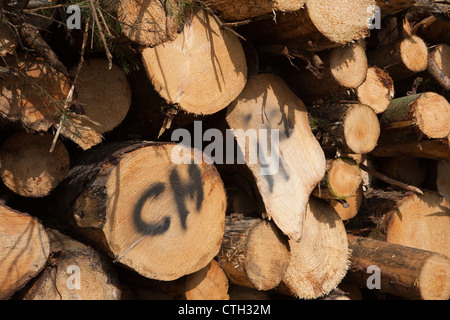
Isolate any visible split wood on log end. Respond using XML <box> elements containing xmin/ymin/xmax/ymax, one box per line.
<box><xmin>0</xmin><ymin>132</ymin><xmax>70</xmax><ymax>198</ymax></box>
<box><xmin>364</xmin><ymin>189</ymin><xmax>450</xmax><ymax>258</ymax></box>
<box><xmin>69</xmin><ymin>59</ymin><xmax>132</xmax><ymax>135</ymax></box>
<box><xmin>284</xmin><ymin>43</ymin><xmax>368</xmax><ymax>101</ymax></box>
<box><xmin>330</xmin><ymin>185</ymin><xmax>363</xmax><ymax>221</ymax></box>
<box><xmin>305</xmin><ymin>0</ymin><xmax>375</xmax><ymax>44</ymax></box>
<box><xmin>385</xmin><ymin>191</ymin><xmax>450</xmax><ymax>258</ymax></box>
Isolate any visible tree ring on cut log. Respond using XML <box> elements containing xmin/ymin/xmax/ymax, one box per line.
<box><xmin>327</xmin><ymin>158</ymin><xmax>362</xmax><ymax>200</ymax></box>
<box><xmin>117</xmin><ymin>0</ymin><xmax>185</xmax><ymax>47</ymax></box>
<box><xmin>0</xmin><ymin>205</ymin><xmax>50</xmax><ymax>299</ymax></box>
<box><xmin>356</xmin><ymin>66</ymin><xmax>394</xmax><ymax>114</ymax></box>
<box><xmin>386</xmin><ymin>191</ymin><xmax>450</xmax><ymax>258</ymax></box>
<box><xmin>280</xmin><ymin>198</ymin><xmax>349</xmax><ymax>299</ymax></box>
<box><xmin>142</xmin><ymin>9</ymin><xmax>247</xmax><ymax>116</ymax></box>
<box><xmin>71</xmin><ymin>143</ymin><xmax>227</xmax><ymax>281</ymax></box>
<box><xmin>419</xmin><ymin>254</ymin><xmax>450</xmax><ymax>300</ymax></box>
<box><xmin>70</xmin><ymin>59</ymin><xmax>132</xmax><ymax>134</ymax></box>
<box><xmin>330</xmin><ymin>43</ymin><xmax>368</xmax><ymax>89</ymax></box>
<box><xmin>306</xmin><ymin>0</ymin><xmax>374</xmax><ymax>44</ymax></box>
<box><xmin>399</xmin><ymin>35</ymin><xmax>428</xmax><ymax>73</ymax></box>
<box><xmin>0</xmin><ymin>132</ymin><xmax>70</xmax><ymax>197</ymax></box>
<box><xmin>245</xmin><ymin>221</ymin><xmax>290</xmax><ymax>290</ymax></box>
<box><xmin>343</xmin><ymin>104</ymin><xmax>380</xmax><ymax>154</ymax></box>
<box><xmin>412</xmin><ymin>92</ymin><xmax>450</xmax><ymax>139</ymax></box>
<box><xmin>0</xmin><ymin>54</ymin><xmax>71</xmax><ymax>132</ymax></box>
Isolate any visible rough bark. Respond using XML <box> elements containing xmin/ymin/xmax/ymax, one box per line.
<box><xmin>347</xmin><ymin>234</ymin><xmax>450</xmax><ymax>300</ymax></box>
<box><xmin>205</xmin><ymin>0</ymin><xmax>305</xmax><ymax>21</ymax></box>
<box><xmin>217</xmin><ymin>213</ymin><xmax>290</xmax><ymax>291</ymax></box>
<box><xmin>380</xmin><ymin>92</ymin><xmax>450</xmax><ymax>139</ymax></box>
<box><xmin>367</xmin><ymin>35</ymin><xmax>428</xmax><ymax>81</ymax></box>
<box><xmin>283</xmin><ymin>43</ymin><xmax>368</xmax><ymax>103</ymax></box>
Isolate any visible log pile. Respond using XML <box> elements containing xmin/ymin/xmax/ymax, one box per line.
<box><xmin>0</xmin><ymin>0</ymin><xmax>449</xmax><ymax>301</ymax></box>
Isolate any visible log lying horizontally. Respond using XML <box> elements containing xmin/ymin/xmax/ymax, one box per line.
<box><xmin>0</xmin><ymin>132</ymin><xmax>70</xmax><ymax>198</ymax></box>
<box><xmin>313</xmin><ymin>158</ymin><xmax>362</xmax><ymax>201</ymax></box>
<box><xmin>363</xmin><ymin>189</ymin><xmax>450</xmax><ymax>258</ymax></box>
<box><xmin>239</xmin><ymin>0</ymin><xmax>375</xmax><ymax>52</ymax></box>
<box><xmin>21</xmin><ymin>229</ymin><xmax>122</xmax><ymax>300</ymax></box>
<box><xmin>375</xmin><ymin>0</ymin><xmax>449</xmax><ymax>16</ymax></box>
<box><xmin>346</xmin><ymin>234</ymin><xmax>450</xmax><ymax>300</ymax></box>
<box><xmin>380</xmin><ymin>92</ymin><xmax>450</xmax><ymax>139</ymax></box>
<box><xmin>283</xmin><ymin>43</ymin><xmax>368</xmax><ymax>103</ymax></box>
<box><xmin>0</xmin><ymin>54</ymin><xmax>70</xmax><ymax>132</ymax></box>
<box><xmin>226</xmin><ymin>73</ymin><xmax>326</xmax><ymax>241</ymax></box>
<box><xmin>142</xmin><ymin>9</ymin><xmax>247</xmax><ymax>117</ymax></box>
<box><xmin>217</xmin><ymin>213</ymin><xmax>290</xmax><ymax>291</ymax></box>
<box><xmin>377</xmin><ymin>156</ymin><xmax>427</xmax><ymax>188</ymax></box>
<box><xmin>48</xmin><ymin>141</ymin><xmax>227</xmax><ymax>281</ymax></box>
<box><xmin>126</xmin><ymin>259</ymin><xmax>230</xmax><ymax>300</ymax></box>
<box><xmin>117</xmin><ymin>0</ymin><xmax>190</xmax><ymax>47</ymax></box>
<box><xmin>277</xmin><ymin>198</ymin><xmax>349</xmax><ymax>299</ymax></box>
<box><xmin>372</xmin><ymin>132</ymin><xmax>450</xmax><ymax>160</ymax></box>
<box><xmin>367</xmin><ymin>35</ymin><xmax>428</xmax><ymax>81</ymax></box>
<box><xmin>427</xmin><ymin>43</ymin><xmax>450</xmax><ymax>91</ymax></box>
<box><xmin>61</xmin><ymin>59</ymin><xmax>132</xmax><ymax>150</ymax></box>
<box><xmin>330</xmin><ymin>185</ymin><xmax>363</xmax><ymax>221</ymax></box>
<box><xmin>413</xmin><ymin>14</ymin><xmax>450</xmax><ymax>45</ymax></box>
<box><xmin>205</xmin><ymin>0</ymin><xmax>305</xmax><ymax>21</ymax></box>
<box><xmin>0</xmin><ymin>204</ymin><xmax>50</xmax><ymax>300</ymax></box>
<box><xmin>356</xmin><ymin>66</ymin><xmax>395</xmax><ymax>114</ymax></box>
<box><xmin>309</xmin><ymin>103</ymin><xmax>380</xmax><ymax>155</ymax></box>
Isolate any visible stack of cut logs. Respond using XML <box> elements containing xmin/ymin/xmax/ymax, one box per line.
<box><xmin>0</xmin><ymin>0</ymin><xmax>449</xmax><ymax>300</ymax></box>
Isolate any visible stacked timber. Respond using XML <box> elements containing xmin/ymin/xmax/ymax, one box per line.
<box><xmin>0</xmin><ymin>0</ymin><xmax>449</xmax><ymax>301</ymax></box>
